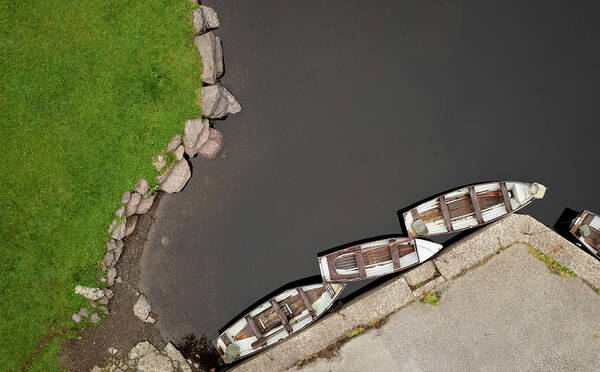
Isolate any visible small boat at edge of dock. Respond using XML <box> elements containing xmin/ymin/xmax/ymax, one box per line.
<box><xmin>569</xmin><ymin>210</ymin><xmax>600</xmax><ymax>259</ymax></box>
<box><xmin>213</xmin><ymin>283</ymin><xmax>345</xmax><ymax>363</ymax></box>
<box><xmin>403</xmin><ymin>181</ymin><xmax>547</xmax><ymax>237</ymax></box>
<box><xmin>318</xmin><ymin>237</ymin><xmax>442</xmax><ymax>283</ymax></box>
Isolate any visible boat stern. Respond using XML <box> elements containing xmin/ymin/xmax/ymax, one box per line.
<box><xmin>415</xmin><ymin>238</ymin><xmax>443</xmax><ymax>261</ymax></box>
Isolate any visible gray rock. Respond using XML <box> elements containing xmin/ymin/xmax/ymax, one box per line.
<box><xmin>98</xmin><ymin>296</ymin><xmax>109</xmax><ymax>305</ymax></box>
<box><xmin>115</xmin><ymin>206</ymin><xmax>125</xmax><ymax>219</ymax></box>
<box><xmin>72</xmin><ymin>313</ymin><xmax>81</xmax><ymax>323</ymax></box>
<box><xmin>116</xmin><ymin>239</ymin><xmax>124</xmax><ymax>250</ymax></box>
<box><xmin>191</xmin><ymin>5</ymin><xmax>220</xmax><ymax>35</ymax></box>
<box><xmin>89</xmin><ymin>300</ymin><xmax>97</xmax><ymax>308</ymax></box>
<box><xmin>135</xmin><ymin>179</ymin><xmax>149</xmax><ymax>195</ymax></box>
<box><xmin>137</xmin><ymin>351</ymin><xmax>174</xmax><ymax>372</ymax></box>
<box><xmin>107</xmin><ymin>219</ymin><xmax>118</xmax><ymax>234</ymax></box>
<box><xmin>160</xmin><ymin>236</ymin><xmax>170</xmax><ymax>247</ymax></box>
<box><xmin>133</xmin><ymin>295</ymin><xmax>152</xmax><ymax>322</ymax></box>
<box><xmin>106</xmin><ymin>239</ymin><xmax>117</xmax><ymax>252</ymax></box>
<box><xmin>115</xmin><ymin>276</ymin><xmax>123</xmax><ymax>284</ymax></box>
<box><xmin>159</xmin><ymin>160</ymin><xmax>191</xmax><ymax>194</ymax></box>
<box><xmin>75</xmin><ymin>286</ymin><xmax>105</xmax><ymax>300</ymax></box>
<box><xmin>98</xmin><ymin>306</ymin><xmax>109</xmax><ymax>315</ymax></box>
<box><xmin>89</xmin><ymin>313</ymin><xmax>101</xmax><ymax>324</ymax></box>
<box><xmin>156</xmin><ymin>167</ymin><xmax>171</xmax><ymax>185</ymax></box>
<box><xmin>125</xmin><ymin>215</ymin><xmax>137</xmax><ymax>236</ymax></box>
<box><xmin>108</xmin><ymin>347</ymin><xmax>118</xmax><ymax>355</ymax></box>
<box><xmin>165</xmin><ymin>343</ymin><xmax>192</xmax><ymax>372</ymax></box>
<box><xmin>152</xmin><ymin>154</ymin><xmax>166</xmax><ymax>172</ymax></box>
<box><xmin>129</xmin><ymin>341</ymin><xmax>158</xmax><ymax>360</ymax></box>
<box><xmin>110</xmin><ymin>218</ymin><xmax>127</xmax><ymax>240</ymax></box>
<box><xmin>127</xmin><ymin>192</ymin><xmax>142</xmax><ymax>216</ymax></box>
<box><xmin>78</xmin><ymin>308</ymin><xmax>89</xmax><ymax>318</ymax></box>
<box><xmin>103</xmin><ymin>251</ymin><xmax>115</xmax><ymax>267</ymax></box>
<box><xmin>107</xmin><ymin>267</ymin><xmax>117</xmax><ymax>286</ymax></box>
<box><xmin>103</xmin><ymin>288</ymin><xmax>113</xmax><ymax>300</ymax></box>
<box><xmin>183</xmin><ymin>118</ymin><xmax>210</xmax><ymax>157</ymax></box>
<box><xmin>174</xmin><ymin>145</ymin><xmax>185</xmax><ymax>161</ymax></box>
<box><xmin>198</xmin><ymin>128</ymin><xmax>224</xmax><ymax>159</ymax></box>
<box><xmin>135</xmin><ymin>193</ymin><xmax>156</xmax><ymax>214</ymax></box>
<box><xmin>121</xmin><ymin>191</ymin><xmax>131</xmax><ymax>204</ymax></box>
<box><xmin>194</xmin><ymin>32</ymin><xmax>223</xmax><ymax>85</ymax></box>
<box><xmin>113</xmin><ymin>243</ymin><xmax>123</xmax><ymax>264</ymax></box>
<box><xmin>200</xmin><ymin>83</ymin><xmax>241</xmax><ymax>119</ymax></box>
<box><xmin>167</xmin><ymin>134</ymin><xmax>182</xmax><ymax>152</ymax></box>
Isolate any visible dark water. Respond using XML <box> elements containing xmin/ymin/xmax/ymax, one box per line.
<box><xmin>141</xmin><ymin>0</ymin><xmax>600</xmax><ymax>344</ymax></box>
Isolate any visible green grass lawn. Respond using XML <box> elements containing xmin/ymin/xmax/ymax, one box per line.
<box><xmin>0</xmin><ymin>0</ymin><xmax>201</xmax><ymax>369</ymax></box>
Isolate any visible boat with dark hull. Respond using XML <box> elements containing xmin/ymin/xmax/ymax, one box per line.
<box><xmin>214</xmin><ymin>283</ymin><xmax>345</xmax><ymax>363</ymax></box>
<box><xmin>570</xmin><ymin>210</ymin><xmax>600</xmax><ymax>259</ymax></box>
<box><xmin>318</xmin><ymin>237</ymin><xmax>442</xmax><ymax>283</ymax></box>
<box><xmin>403</xmin><ymin>181</ymin><xmax>546</xmax><ymax>237</ymax></box>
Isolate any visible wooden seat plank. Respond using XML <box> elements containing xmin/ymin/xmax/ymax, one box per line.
<box><xmin>500</xmin><ymin>182</ymin><xmax>513</xmax><ymax>213</ymax></box>
<box><xmin>355</xmin><ymin>251</ymin><xmax>367</xmax><ymax>277</ymax></box>
<box><xmin>269</xmin><ymin>299</ymin><xmax>293</xmax><ymax>334</ymax></box>
<box><xmin>245</xmin><ymin>314</ymin><xmax>262</xmax><ymax>339</ymax></box>
<box><xmin>438</xmin><ymin>195</ymin><xmax>453</xmax><ymax>232</ymax></box>
<box><xmin>469</xmin><ymin>186</ymin><xmax>484</xmax><ymax>224</ymax></box>
<box><xmin>411</xmin><ymin>209</ymin><xmax>420</xmax><ymax>220</ymax></box>
<box><xmin>297</xmin><ymin>288</ymin><xmax>316</xmax><ymax>317</ymax></box>
<box><xmin>390</xmin><ymin>244</ymin><xmax>400</xmax><ymax>269</ymax></box>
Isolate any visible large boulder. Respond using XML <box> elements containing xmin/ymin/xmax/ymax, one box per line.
<box><xmin>198</xmin><ymin>128</ymin><xmax>224</xmax><ymax>159</ymax></box>
<box><xmin>135</xmin><ymin>193</ymin><xmax>156</xmax><ymax>214</ymax></box>
<box><xmin>183</xmin><ymin>118</ymin><xmax>210</xmax><ymax>157</ymax></box>
<box><xmin>135</xmin><ymin>179</ymin><xmax>149</xmax><ymax>195</ymax></box>
<box><xmin>126</xmin><ymin>192</ymin><xmax>142</xmax><ymax>216</ymax></box>
<box><xmin>194</xmin><ymin>32</ymin><xmax>223</xmax><ymax>85</ymax></box>
<box><xmin>191</xmin><ymin>5</ymin><xmax>220</xmax><ymax>35</ymax></box>
<box><xmin>200</xmin><ymin>83</ymin><xmax>241</xmax><ymax>119</ymax></box>
<box><xmin>110</xmin><ymin>218</ymin><xmax>127</xmax><ymax>240</ymax></box>
<box><xmin>159</xmin><ymin>160</ymin><xmax>191</xmax><ymax>194</ymax></box>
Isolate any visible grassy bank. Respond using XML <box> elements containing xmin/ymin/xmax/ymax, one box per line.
<box><xmin>0</xmin><ymin>0</ymin><xmax>201</xmax><ymax>369</ymax></box>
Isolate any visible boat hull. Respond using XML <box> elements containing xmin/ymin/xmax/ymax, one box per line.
<box><xmin>214</xmin><ymin>283</ymin><xmax>345</xmax><ymax>363</ymax></box>
<box><xmin>318</xmin><ymin>237</ymin><xmax>442</xmax><ymax>283</ymax></box>
<box><xmin>569</xmin><ymin>210</ymin><xmax>600</xmax><ymax>258</ymax></box>
<box><xmin>403</xmin><ymin>181</ymin><xmax>546</xmax><ymax>237</ymax></box>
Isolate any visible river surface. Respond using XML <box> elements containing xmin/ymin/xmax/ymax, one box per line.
<box><xmin>141</xmin><ymin>0</ymin><xmax>600</xmax><ymax>344</ymax></box>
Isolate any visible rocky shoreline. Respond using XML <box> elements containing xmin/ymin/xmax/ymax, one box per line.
<box><xmin>66</xmin><ymin>2</ymin><xmax>237</xmax><ymax>371</ymax></box>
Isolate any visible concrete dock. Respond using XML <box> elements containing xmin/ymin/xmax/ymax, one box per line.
<box><xmin>230</xmin><ymin>214</ymin><xmax>600</xmax><ymax>371</ymax></box>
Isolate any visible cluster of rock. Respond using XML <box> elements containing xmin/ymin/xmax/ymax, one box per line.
<box><xmin>72</xmin><ymin>285</ymin><xmax>112</xmax><ymax>324</ymax></box>
<box><xmin>91</xmin><ymin>341</ymin><xmax>196</xmax><ymax>372</ymax></box>
<box><xmin>72</xmin><ymin>3</ymin><xmax>239</xmax><ymax>368</ymax></box>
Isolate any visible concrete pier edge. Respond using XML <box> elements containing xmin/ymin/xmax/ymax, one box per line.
<box><xmin>229</xmin><ymin>214</ymin><xmax>600</xmax><ymax>372</ymax></box>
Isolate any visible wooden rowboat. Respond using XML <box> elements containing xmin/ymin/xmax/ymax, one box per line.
<box><xmin>569</xmin><ymin>210</ymin><xmax>600</xmax><ymax>259</ymax></box>
<box><xmin>318</xmin><ymin>237</ymin><xmax>442</xmax><ymax>283</ymax></box>
<box><xmin>403</xmin><ymin>181</ymin><xmax>546</xmax><ymax>237</ymax></box>
<box><xmin>213</xmin><ymin>283</ymin><xmax>345</xmax><ymax>363</ymax></box>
